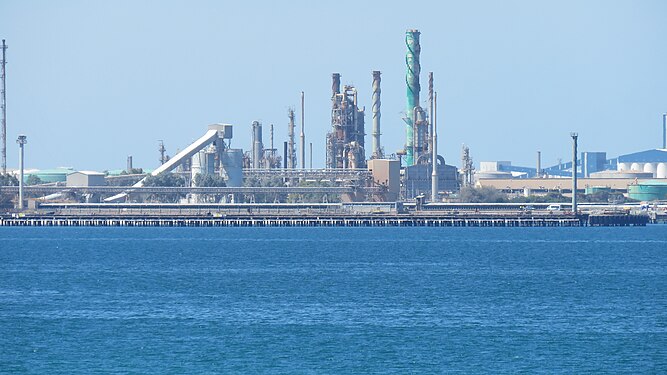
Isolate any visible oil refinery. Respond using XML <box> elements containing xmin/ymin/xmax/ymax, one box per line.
<box><xmin>0</xmin><ymin>29</ymin><xmax>665</xmax><ymax>226</ymax></box>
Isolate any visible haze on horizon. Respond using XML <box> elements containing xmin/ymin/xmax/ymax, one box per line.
<box><xmin>2</xmin><ymin>0</ymin><xmax>666</xmax><ymax>171</ymax></box>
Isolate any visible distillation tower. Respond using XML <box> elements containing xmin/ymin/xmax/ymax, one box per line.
<box><xmin>326</xmin><ymin>73</ymin><xmax>366</xmax><ymax>169</ymax></box>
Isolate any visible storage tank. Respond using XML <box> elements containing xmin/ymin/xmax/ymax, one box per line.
<box><xmin>630</xmin><ymin>162</ymin><xmax>643</xmax><ymax>171</ymax></box>
<box><xmin>643</xmin><ymin>163</ymin><xmax>657</xmax><ymax>177</ymax></box>
<box><xmin>657</xmin><ymin>163</ymin><xmax>667</xmax><ymax>179</ymax></box>
<box><xmin>617</xmin><ymin>162</ymin><xmax>630</xmax><ymax>171</ymax></box>
<box><xmin>628</xmin><ymin>180</ymin><xmax>667</xmax><ymax>201</ymax></box>
<box><xmin>474</xmin><ymin>171</ymin><xmax>512</xmax><ymax>180</ymax></box>
<box><xmin>222</xmin><ymin>149</ymin><xmax>243</xmax><ymax>187</ymax></box>
<box><xmin>27</xmin><ymin>167</ymin><xmax>74</xmax><ymax>183</ymax></box>
<box><xmin>585</xmin><ymin>186</ymin><xmax>611</xmax><ymax>195</ymax></box>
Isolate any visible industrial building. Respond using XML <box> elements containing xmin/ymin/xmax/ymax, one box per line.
<box><xmin>616</xmin><ymin>149</ymin><xmax>667</xmax><ymax>178</ymax></box>
<box><xmin>66</xmin><ymin>171</ymin><xmax>105</xmax><ymax>187</ymax></box>
<box><xmin>326</xmin><ymin>73</ymin><xmax>366</xmax><ymax>169</ymax></box>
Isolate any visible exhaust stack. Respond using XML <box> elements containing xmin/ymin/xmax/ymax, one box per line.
<box><xmin>371</xmin><ymin>71</ymin><xmax>382</xmax><ymax>159</ymax></box>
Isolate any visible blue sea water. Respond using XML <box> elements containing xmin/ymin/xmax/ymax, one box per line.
<box><xmin>0</xmin><ymin>227</ymin><xmax>666</xmax><ymax>374</ymax></box>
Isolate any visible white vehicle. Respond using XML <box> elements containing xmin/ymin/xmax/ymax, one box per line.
<box><xmin>546</xmin><ymin>204</ymin><xmax>562</xmax><ymax>211</ymax></box>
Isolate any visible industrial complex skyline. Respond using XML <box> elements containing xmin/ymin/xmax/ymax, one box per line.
<box><xmin>2</xmin><ymin>0</ymin><xmax>667</xmax><ymax>171</ymax></box>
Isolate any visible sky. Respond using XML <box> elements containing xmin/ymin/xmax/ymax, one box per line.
<box><xmin>2</xmin><ymin>0</ymin><xmax>666</xmax><ymax>171</ymax></box>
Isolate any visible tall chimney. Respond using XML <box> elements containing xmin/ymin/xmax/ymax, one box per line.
<box><xmin>270</xmin><ymin>123</ymin><xmax>274</xmax><ymax>151</ymax></box>
<box><xmin>300</xmin><ymin>91</ymin><xmax>305</xmax><ymax>169</ymax></box>
<box><xmin>332</xmin><ymin>73</ymin><xmax>341</xmax><ymax>98</ymax></box>
<box><xmin>287</xmin><ymin>109</ymin><xmax>295</xmax><ymax>169</ymax></box>
<box><xmin>252</xmin><ymin>121</ymin><xmax>263</xmax><ymax>169</ymax></box>
<box><xmin>17</xmin><ymin>134</ymin><xmax>26</xmax><ymax>210</ymax></box>
<box><xmin>405</xmin><ymin>29</ymin><xmax>421</xmax><ymax>166</ymax></box>
<box><xmin>371</xmin><ymin>71</ymin><xmax>382</xmax><ymax>159</ymax></box>
<box><xmin>127</xmin><ymin>155</ymin><xmax>133</xmax><ymax>172</ymax></box>
<box><xmin>536</xmin><ymin>151</ymin><xmax>541</xmax><ymax>178</ymax></box>
<box><xmin>663</xmin><ymin>113</ymin><xmax>666</xmax><ymax>149</ymax></box>
<box><xmin>283</xmin><ymin>141</ymin><xmax>288</xmax><ymax>169</ymax></box>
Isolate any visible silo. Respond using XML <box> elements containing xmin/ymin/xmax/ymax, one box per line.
<box><xmin>657</xmin><ymin>163</ymin><xmax>667</xmax><ymax>179</ymax></box>
<box><xmin>643</xmin><ymin>163</ymin><xmax>657</xmax><ymax>177</ymax></box>
<box><xmin>630</xmin><ymin>162</ymin><xmax>643</xmax><ymax>171</ymax></box>
<box><xmin>222</xmin><ymin>149</ymin><xmax>244</xmax><ymax>187</ymax></box>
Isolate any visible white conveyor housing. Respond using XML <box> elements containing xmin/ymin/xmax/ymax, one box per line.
<box><xmin>105</xmin><ymin>124</ymin><xmax>230</xmax><ymax>202</ymax></box>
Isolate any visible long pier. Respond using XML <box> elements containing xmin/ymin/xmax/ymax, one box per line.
<box><xmin>0</xmin><ymin>213</ymin><xmax>648</xmax><ymax>227</ymax></box>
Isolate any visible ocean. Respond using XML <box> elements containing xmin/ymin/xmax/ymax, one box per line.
<box><xmin>0</xmin><ymin>227</ymin><xmax>665</xmax><ymax>373</ymax></box>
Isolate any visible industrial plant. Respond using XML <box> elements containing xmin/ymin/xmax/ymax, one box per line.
<box><xmin>0</xmin><ymin>30</ymin><xmax>665</xmax><ymax>226</ymax></box>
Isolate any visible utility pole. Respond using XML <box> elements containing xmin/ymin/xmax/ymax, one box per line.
<box><xmin>1</xmin><ymin>40</ymin><xmax>7</xmax><ymax>174</ymax></box>
<box><xmin>17</xmin><ymin>134</ymin><xmax>26</xmax><ymax>210</ymax></box>
<box><xmin>571</xmin><ymin>133</ymin><xmax>578</xmax><ymax>214</ymax></box>
<box><xmin>431</xmin><ymin>91</ymin><xmax>438</xmax><ymax>202</ymax></box>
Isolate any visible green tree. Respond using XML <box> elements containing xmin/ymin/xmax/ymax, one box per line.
<box><xmin>458</xmin><ymin>186</ymin><xmax>508</xmax><ymax>203</ymax></box>
<box><xmin>0</xmin><ymin>174</ymin><xmax>19</xmax><ymax>186</ymax></box>
<box><xmin>193</xmin><ymin>173</ymin><xmax>226</xmax><ymax>187</ymax></box>
<box><xmin>120</xmin><ymin>168</ymin><xmax>144</xmax><ymax>175</ymax></box>
<box><xmin>143</xmin><ymin>173</ymin><xmax>187</xmax><ymax>187</ymax></box>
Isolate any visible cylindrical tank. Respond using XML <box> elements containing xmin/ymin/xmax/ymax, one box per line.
<box><xmin>222</xmin><ymin>149</ymin><xmax>243</xmax><ymax>187</ymax></box>
<box><xmin>657</xmin><ymin>163</ymin><xmax>667</xmax><ymax>179</ymax></box>
<box><xmin>643</xmin><ymin>163</ymin><xmax>657</xmax><ymax>177</ymax></box>
<box><xmin>618</xmin><ymin>162</ymin><xmax>630</xmax><ymax>171</ymax></box>
<box><xmin>628</xmin><ymin>181</ymin><xmax>667</xmax><ymax>201</ymax></box>
<box><xmin>630</xmin><ymin>162</ymin><xmax>643</xmax><ymax>171</ymax></box>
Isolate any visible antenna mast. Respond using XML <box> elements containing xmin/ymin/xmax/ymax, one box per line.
<box><xmin>1</xmin><ymin>40</ymin><xmax>7</xmax><ymax>174</ymax></box>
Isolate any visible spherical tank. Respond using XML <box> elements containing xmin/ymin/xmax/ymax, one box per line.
<box><xmin>657</xmin><ymin>163</ymin><xmax>667</xmax><ymax>179</ymax></box>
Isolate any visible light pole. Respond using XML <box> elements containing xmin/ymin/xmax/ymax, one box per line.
<box><xmin>17</xmin><ymin>134</ymin><xmax>26</xmax><ymax>210</ymax></box>
<box><xmin>570</xmin><ymin>132</ymin><xmax>578</xmax><ymax>214</ymax></box>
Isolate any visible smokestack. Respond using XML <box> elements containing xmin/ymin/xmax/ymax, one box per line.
<box><xmin>332</xmin><ymin>73</ymin><xmax>341</xmax><ymax>98</ymax></box>
<box><xmin>300</xmin><ymin>91</ymin><xmax>305</xmax><ymax>169</ymax></box>
<box><xmin>663</xmin><ymin>113</ymin><xmax>666</xmax><ymax>149</ymax></box>
<box><xmin>536</xmin><ymin>151</ymin><xmax>541</xmax><ymax>178</ymax></box>
<box><xmin>405</xmin><ymin>29</ymin><xmax>421</xmax><ymax>166</ymax></box>
<box><xmin>283</xmin><ymin>141</ymin><xmax>288</xmax><ymax>169</ymax></box>
<box><xmin>288</xmin><ymin>109</ymin><xmax>295</xmax><ymax>169</ymax></box>
<box><xmin>309</xmin><ymin>142</ymin><xmax>313</xmax><ymax>169</ymax></box>
<box><xmin>127</xmin><ymin>155</ymin><xmax>133</xmax><ymax>172</ymax></box>
<box><xmin>431</xmin><ymin>91</ymin><xmax>438</xmax><ymax>202</ymax></box>
<box><xmin>428</xmin><ymin>72</ymin><xmax>434</xmax><ymax>154</ymax></box>
<box><xmin>270</xmin><ymin>123</ymin><xmax>274</xmax><ymax>151</ymax></box>
<box><xmin>252</xmin><ymin>121</ymin><xmax>263</xmax><ymax>169</ymax></box>
<box><xmin>16</xmin><ymin>134</ymin><xmax>26</xmax><ymax>210</ymax></box>
<box><xmin>371</xmin><ymin>71</ymin><xmax>382</xmax><ymax>159</ymax></box>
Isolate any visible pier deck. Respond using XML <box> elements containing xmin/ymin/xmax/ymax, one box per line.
<box><xmin>0</xmin><ymin>212</ymin><xmax>649</xmax><ymax>227</ymax></box>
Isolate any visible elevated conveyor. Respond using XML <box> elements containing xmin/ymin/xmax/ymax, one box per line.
<box><xmin>105</xmin><ymin>125</ymin><xmax>227</xmax><ymax>202</ymax></box>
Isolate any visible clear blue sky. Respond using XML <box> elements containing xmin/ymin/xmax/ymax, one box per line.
<box><xmin>2</xmin><ymin>0</ymin><xmax>666</xmax><ymax>171</ymax></box>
